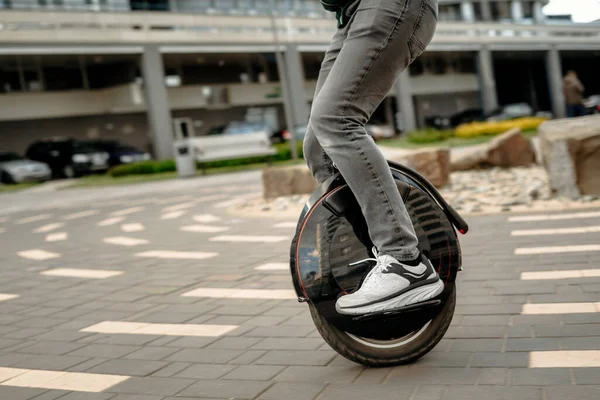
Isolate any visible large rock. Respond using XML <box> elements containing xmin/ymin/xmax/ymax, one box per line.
<box><xmin>262</xmin><ymin>165</ymin><xmax>318</xmax><ymax>199</ymax></box>
<box><xmin>539</xmin><ymin>115</ymin><xmax>600</xmax><ymax>197</ymax></box>
<box><xmin>451</xmin><ymin>128</ymin><xmax>536</xmax><ymax>171</ymax></box>
<box><xmin>391</xmin><ymin>148</ymin><xmax>450</xmax><ymax>188</ymax></box>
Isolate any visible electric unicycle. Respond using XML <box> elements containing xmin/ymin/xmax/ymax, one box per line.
<box><xmin>289</xmin><ymin>160</ymin><xmax>469</xmax><ymax>367</ymax></box>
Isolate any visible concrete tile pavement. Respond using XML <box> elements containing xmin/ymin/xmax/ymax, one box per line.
<box><xmin>0</xmin><ymin>179</ymin><xmax>600</xmax><ymax>398</ymax></box>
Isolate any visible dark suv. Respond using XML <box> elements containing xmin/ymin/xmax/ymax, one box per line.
<box><xmin>25</xmin><ymin>139</ymin><xmax>110</xmax><ymax>178</ymax></box>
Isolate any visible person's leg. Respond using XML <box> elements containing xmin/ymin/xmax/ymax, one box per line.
<box><xmin>304</xmin><ymin>1</ymin><xmax>361</xmax><ymax>184</ymax></box>
<box><xmin>567</xmin><ymin>104</ymin><xmax>575</xmax><ymax>118</ymax></box>
<box><xmin>310</xmin><ymin>0</ymin><xmax>437</xmax><ymax>262</ymax></box>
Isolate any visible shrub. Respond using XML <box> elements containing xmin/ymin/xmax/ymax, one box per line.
<box><xmin>109</xmin><ymin>161</ymin><xmax>175</xmax><ymax>177</ymax></box>
<box><xmin>454</xmin><ymin>117</ymin><xmax>547</xmax><ymax>138</ymax></box>
<box><xmin>108</xmin><ymin>141</ymin><xmax>303</xmax><ymax>178</ymax></box>
<box><xmin>407</xmin><ymin>129</ymin><xmax>454</xmax><ymax>144</ymax></box>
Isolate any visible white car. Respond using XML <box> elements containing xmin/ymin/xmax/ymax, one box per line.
<box><xmin>0</xmin><ymin>152</ymin><xmax>51</xmax><ymax>184</ymax></box>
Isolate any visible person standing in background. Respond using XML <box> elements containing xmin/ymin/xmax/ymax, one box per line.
<box><xmin>563</xmin><ymin>70</ymin><xmax>586</xmax><ymax>118</ymax></box>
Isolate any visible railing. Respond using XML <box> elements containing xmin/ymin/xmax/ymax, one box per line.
<box><xmin>1</xmin><ymin>10</ymin><xmax>599</xmax><ymax>46</ymax></box>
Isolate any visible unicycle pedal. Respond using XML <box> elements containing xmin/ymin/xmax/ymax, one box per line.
<box><xmin>351</xmin><ymin>299</ymin><xmax>442</xmax><ymax>322</ymax></box>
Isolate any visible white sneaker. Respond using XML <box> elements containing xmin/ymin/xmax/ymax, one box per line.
<box><xmin>335</xmin><ymin>247</ymin><xmax>444</xmax><ymax>315</ymax></box>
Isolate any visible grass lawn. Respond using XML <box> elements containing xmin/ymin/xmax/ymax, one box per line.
<box><xmin>0</xmin><ymin>182</ymin><xmax>41</xmax><ymax>194</ymax></box>
<box><xmin>69</xmin><ymin>158</ymin><xmax>305</xmax><ymax>189</ymax></box>
<box><xmin>379</xmin><ymin>130</ymin><xmax>538</xmax><ymax>149</ymax></box>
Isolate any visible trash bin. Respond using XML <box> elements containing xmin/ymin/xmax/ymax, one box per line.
<box><xmin>173</xmin><ymin>140</ymin><xmax>196</xmax><ymax>178</ymax></box>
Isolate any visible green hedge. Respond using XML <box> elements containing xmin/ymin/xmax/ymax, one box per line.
<box><xmin>108</xmin><ymin>141</ymin><xmax>304</xmax><ymax>178</ymax></box>
<box><xmin>407</xmin><ymin>129</ymin><xmax>454</xmax><ymax>144</ymax></box>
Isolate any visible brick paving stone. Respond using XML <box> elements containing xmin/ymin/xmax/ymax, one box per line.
<box><xmin>222</xmin><ymin>365</ymin><xmax>285</xmax><ymax>381</ymax></box>
<box><xmin>87</xmin><ymin>359</ymin><xmax>169</xmax><ymax>376</ymax></box>
<box><xmin>411</xmin><ymin>385</ymin><xmax>445</xmax><ymax>400</ymax></box>
<box><xmin>12</xmin><ymin>355</ymin><xmax>91</xmax><ymax>370</ymax></box>
<box><xmin>414</xmin><ymin>352</ymin><xmax>472</xmax><ymax>367</ymax></box>
<box><xmin>386</xmin><ymin>367</ymin><xmax>480</xmax><ymax>385</ymax></box>
<box><xmin>315</xmin><ymin>383</ymin><xmax>415</xmax><ymax>400</ymax></box>
<box><xmin>507</xmin><ymin>326</ymin><xmax>534</xmax><ymax>338</ymax></box>
<box><xmin>509</xmin><ymin>368</ymin><xmax>572</xmax><ymax>385</ymax></box>
<box><xmin>492</xmin><ymin>285</ymin><xmax>557</xmax><ymax>295</ymax></box>
<box><xmin>17</xmin><ymin>341</ymin><xmax>87</xmax><ymax>355</ymax></box>
<box><xmin>166</xmin><ymin>349</ymin><xmax>243</xmax><ymax>363</ymax></box>
<box><xmin>177</xmin><ymin>379</ymin><xmax>272</xmax><ymax>399</ymax></box>
<box><xmin>28</xmin><ymin>390</ymin><xmax>70</xmax><ymax>400</ymax></box>
<box><xmin>173</xmin><ymin>363</ymin><xmax>236</xmax><ymax>379</ymax></box>
<box><xmin>573</xmin><ymin>368</ymin><xmax>600</xmax><ymax>384</ymax></box>
<box><xmin>562</xmin><ymin>314</ymin><xmax>600</xmax><ymax>324</ymax></box>
<box><xmin>562</xmin><ymin>337</ymin><xmax>600</xmax><ymax>350</ymax></box>
<box><xmin>123</xmin><ymin>347</ymin><xmax>180</xmax><ymax>361</ymax></box>
<box><xmin>454</xmin><ymin>304</ymin><xmax>522</xmax><ymax>315</ymax></box>
<box><xmin>205</xmin><ymin>337</ymin><xmax>261</xmax><ymax>350</ymax></box>
<box><xmin>90</xmin><ymin>334</ymin><xmax>162</xmax><ymax>347</ymax></box>
<box><xmin>67</xmin><ymin>344</ymin><xmax>141</xmax><ymax>358</ymax></box>
<box><xmin>66</xmin><ymin>358</ymin><xmax>110</xmax><ymax>372</ymax></box>
<box><xmin>243</xmin><ymin>316</ymin><xmax>290</xmax><ymax>327</ymax></box>
<box><xmin>274</xmin><ymin>366</ymin><xmax>363</xmax><ymax>383</ymax></box>
<box><xmin>535</xmin><ymin>324</ymin><xmax>600</xmax><ymax>338</ymax></box>
<box><xmin>443</xmin><ymin>386</ymin><xmax>543</xmax><ymax>400</ymax></box>
<box><xmin>5</xmin><ymin>328</ymin><xmax>50</xmax><ymax>339</ymax></box>
<box><xmin>151</xmin><ymin>362</ymin><xmax>191</xmax><ymax>377</ymax></box>
<box><xmin>507</xmin><ymin>338</ymin><xmax>560</xmax><ymax>351</ymax></box>
<box><xmin>445</xmin><ymin>326</ymin><xmax>506</xmax><ymax>339</ymax></box>
<box><xmin>470</xmin><ymin>352</ymin><xmax>529</xmax><ymax>368</ymax></box>
<box><xmin>254</xmin><ymin>350</ymin><xmax>336</xmax><ymax>366</ymax></box>
<box><xmin>159</xmin><ymin>337</ymin><xmax>219</xmax><ymax>349</ymax></box>
<box><xmin>450</xmin><ymin>339</ymin><xmax>504</xmax><ymax>352</ymax></box>
<box><xmin>251</xmin><ymin>338</ymin><xmax>324</xmax><ymax>351</ymax></box>
<box><xmin>258</xmin><ymin>382</ymin><xmax>326</xmax><ymax>400</ymax></box>
<box><xmin>202</xmin><ymin>315</ymin><xmax>252</xmax><ymax>325</ymax></box>
<box><xmin>479</xmin><ymin>368</ymin><xmax>509</xmax><ymax>385</ymax></box>
<box><xmin>111</xmin><ymin>395</ymin><xmax>166</xmax><ymax>400</ymax></box>
<box><xmin>0</xmin><ymin>386</ymin><xmax>47</xmax><ymax>400</ymax></box>
<box><xmin>228</xmin><ymin>350</ymin><xmax>268</xmax><ymax>365</ymax></box>
<box><xmin>353</xmin><ymin>367</ymin><xmax>393</xmax><ymax>384</ymax></box>
<box><xmin>546</xmin><ymin>386</ymin><xmax>600</xmax><ymax>400</ymax></box>
<box><xmin>246</xmin><ymin>326</ymin><xmax>314</xmax><ymax>338</ymax></box>
<box><xmin>107</xmin><ymin>377</ymin><xmax>195</xmax><ymax>397</ymax></box>
<box><xmin>52</xmin><ymin>394</ymin><xmax>115</xmax><ymax>400</ymax></box>
<box><xmin>32</xmin><ymin>330</ymin><xmax>92</xmax><ymax>342</ymax></box>
<box><xmin>460</xmin><ymin>315</ymin><xmax>511</xmax><ymax>326</ymax></box>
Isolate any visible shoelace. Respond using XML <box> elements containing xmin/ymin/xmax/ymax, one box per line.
<box><xmin>349</xmin><ymin>247</ymin><xmax>393</xmax><ymax>281</ymax></box>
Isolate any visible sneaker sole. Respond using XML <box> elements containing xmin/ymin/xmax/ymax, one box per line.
<box><xmin>336</xmin><ymin>279</ymin><xmax>445</xmax><ymax>316</ymax></box>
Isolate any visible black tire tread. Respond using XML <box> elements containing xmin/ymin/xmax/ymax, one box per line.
<box><xmin>310</xmin><ymin>284</ymin><xmax>456</xmax><ymax>367</ymax></box>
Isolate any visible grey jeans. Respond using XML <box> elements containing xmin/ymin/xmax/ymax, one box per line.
<box><xmin>303</xmin><ymin>0</ymin><xmax>438</xmax><ymax>261</ymax></box>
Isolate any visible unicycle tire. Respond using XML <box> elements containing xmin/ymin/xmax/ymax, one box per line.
<box><xmin>309</xmin><ymin>282</ymin><xmax>456</xmax><ymax>367</ymax></box>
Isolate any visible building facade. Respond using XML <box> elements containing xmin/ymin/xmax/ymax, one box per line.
<box><xmin>1</xmin><ymin>0</ymin><xmax>599</xmax><ymax>159</ymax></box>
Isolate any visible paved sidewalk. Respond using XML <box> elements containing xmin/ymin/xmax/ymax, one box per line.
<box><xmin>0</xmin><ymin>181</ymin><xmax>599</xmax><ymax>399</ymax></box>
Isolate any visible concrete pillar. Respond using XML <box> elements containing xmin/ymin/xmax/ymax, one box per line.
<box><xmin>534</xmin><ymin>1</ymin><xmax>545</xmax><ymax>23</ymax></box>
<box><xmin>480</xmin><ymin>0</ymin><xmax>492</xmax><ymax>21</ymax></box>
<box><xmin>141</xmin><ymin>46</ymin><xmax>174</xmax><ymax>160</ymax></box>
<box><xmin>511</xmin><ymin>0</ymin><xmax>524</xmax><ymax>21</ymax></box>
<box><xmin>460</xmin><ymin>0</ymin><xmax>475</xmax><ymax>22</ymax></box>
<box><xmin>546</xmin><ymin>46</ymin><xmax>566</xmax><ymax>118</ymax></box>
<box><xmin>394</xmin><ymin>70</ymin><xmax>416</xmax><ymax>133</ymax></box>
<box><xmin>477</xmin><ymin>46</ymin><xmax>498</xmax><ymax>114</ymax></box>
<box><xmin>282</xmin><ymin>44</ymin><xmax>309</xmax><ymax>125</ymax></box>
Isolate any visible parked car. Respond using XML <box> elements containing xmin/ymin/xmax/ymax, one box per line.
<box><xmin>223</xmin><ymin>122</ymin><xmax>274</xmax><ymax>137</ymax></box>
<box><xmin>25</xmin><ymin>139</ymin><xmax>110</xmax><ymax>178</ymax></box>
<box><xmin>485</xmin><ymin>103</ymin><xmax>535</xmax><ymax>122</ymax></box>
<box><xmin>84</xmin><ymin>140</ymin><xmax>150</xmax><ymax>167</ymax></box>
<box><xmin>271</xmin><ymin>124</ymin><xmax>308</xmax><ymax>143</ymax></box>
<box><xmin>584</xmin><ymin>95</ymin><xmax>600</xmax><ymax>115</ymax></box>
<box><xmin>425</xmin><ymin>108</ymin><xmax>484</xmax><ymax>130</ymax></box>
<box><xmin>0</xmin><ymin>151</ymin><xmax>51</xmax><ymax>184</ymax></box>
